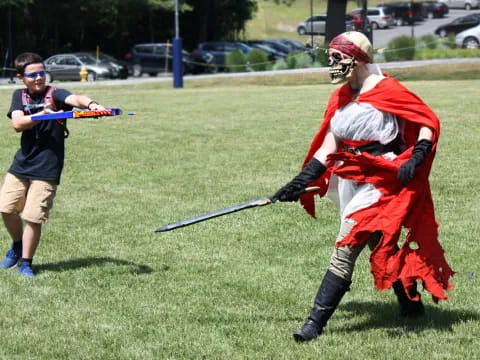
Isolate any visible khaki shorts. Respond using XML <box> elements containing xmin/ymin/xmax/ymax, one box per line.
<box><xmin>0</xmin><ymin>173</ymin><xmax>57</xmax><ymax>224</ymax></box>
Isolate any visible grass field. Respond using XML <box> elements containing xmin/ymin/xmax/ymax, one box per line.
<box><xmin>0</xmin><ymin>72</ymin><xmax>479</xmax><ymax>359</ymax></box>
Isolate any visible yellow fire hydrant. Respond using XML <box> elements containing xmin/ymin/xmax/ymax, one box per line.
<box><xmin>80</xmin><ymin>66</ymin><xmax>88</xmax><ymax>82</ymax></box>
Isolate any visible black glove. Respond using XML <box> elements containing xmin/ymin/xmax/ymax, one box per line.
<box><xmin>272</xmin><ymin>158</ymin><xmax>326</xmax><ymax>202</ymax></box>
<box><xmin>397</xmin><ymin>139</ymin><xmax>433</xmax><ymax>182</ymax></box>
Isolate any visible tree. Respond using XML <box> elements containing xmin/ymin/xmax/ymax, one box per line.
<box><xmin>0</xmin><ymin>0</ymin><xmax>260</xmax><ymax>60</ymax></box>
<box><xmin>182</xmin><ymin>0</ymin><xmax>258</xmax><ymax>46</ymax></box>
<box><xmin>325</xmin><ymin>0</ymin><xmax>347</xmax><ymax>43</ymax></box>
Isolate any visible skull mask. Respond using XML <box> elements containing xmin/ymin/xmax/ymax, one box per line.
<box><xmin>327</xmin><ymin>31</ymin><xmax>373</xmax><ymax>85</ymax></box>
<box><xmin>328</xmin><ymin>50</ymin><xmax>357</xmax><ymax>84</ymax></box>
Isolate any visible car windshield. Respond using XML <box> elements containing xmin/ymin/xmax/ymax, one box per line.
<box><xmin>75</xmin><ymin>54</ymin><xmax>97</xmax><ymax>65</ymax></box>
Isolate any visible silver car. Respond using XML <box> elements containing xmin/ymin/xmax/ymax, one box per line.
<box><xmin>297</xmin><ymin>14</ymin><xmax>354</xmax><ymax>35</ymax></box>
<box><xmin>439</xmin><ymin>0</ymin><xmax>479</xmax><ymax>9</ymax></box>
<box><xmin>350</xmin><ymin>7</ymin><xmax>396</xmax><ymax>29</ymax></box>
<box><xmin>455</xmin><ymin>23</ymin><xmax>480</xmax><ymax>47</ymax></box>
<box><xmin>44</xmin><ymin>53</ymin><xmax>116</xmax><ymax>82</ymax></box>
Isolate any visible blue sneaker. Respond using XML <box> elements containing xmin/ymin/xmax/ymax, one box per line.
<box><xmin>0</xmin><ymin>248</ymin><xmax>22</xmax><ymax>269</ymax></box>
<box><xmin>18</xmin><ymin>263</ymin><xmax>35</xmax><ymax>278</ymax></box>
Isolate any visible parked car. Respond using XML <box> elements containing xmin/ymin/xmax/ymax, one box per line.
<box><xmin>455</xmin><ymin>23</ymin><xmax>480</xmax><ymax>47</ymax></box>
<box><xmin>242</xmin><ymin>41</ymin><xmax>287</xmax><ymax>61</ymax></box>
<box><xmin>439</xmin><ymin>0</ymin><xmax>479</xmax><ymax>10</ymax></box>
<box><xmin>434</xmin><ymin>13</ymin><xmax>480</xmax><ymax>37</ymax></box>
<box><xmin>44</xmin><ymin>53</ymin><xmax>118</xmax><ymax>82</ymax></box>
<box><xmin>254</xmin><ymin>39</ymin><xmax>292</xmax><ymax>56</ymax></box>
<box><xmin>297</xmin><ymin>14</ymin><xmax>354</xmax><ymax>35</ymax></box>
<box><xmin>277</xmin><ymin>38</ymin><xmax>309</xmax><ymax>52</ymax></box>
<box><xmin>349</xmin><ymin>12</ymin><xmax>371</xmax><ymax>31</ymax></box>
<box><xmin>124</xmin><ymin>43</ymin><xmax>216</xmax><ymax>77</ymax></box>
<box><xmin>420</xmin><ymin>1</ymin><xmax>449</xmax><ymax>19</ymax></box>
<box><xmin>192</xmin><ymin>41</ymin><xmax>254</xmax><ymax>72</ymax></box>
<box><xmin>378</xmin><ymin>2</ymin><xmax>424</xmax><ymax>25</ymax></box>
<box><xmin>349</xmin><ymin>7</ymin><xmax>395</xmax><ymax>29</ymax></box>
<box><xmin>74</xmin><ymin>51</ymin><xmax>129</xmax><ymax>79</ymax></box>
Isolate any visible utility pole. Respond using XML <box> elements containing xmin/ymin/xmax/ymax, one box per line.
<box><xmin>411</xmin><ymin>0</ymin><xmax>415</xmax><ymax>38</ymax></box>
<box><xmin>8</xmin><ymin>0</ymin><xmax>15</xmax><ymax>83</ymax></box>
<box><xmin>361</xmin><ymin>0</ymin><xmax>373</xmax><ymax>44</ymax></box>
<box><xmin>173</xmin><ymin>0</ymin><xmax>183</xmax><ymax>88</ymax></box>
<box><xmin>310</xmin><ymin>0</ymin><xmax>314</xmax><ymax>48</ymax></box>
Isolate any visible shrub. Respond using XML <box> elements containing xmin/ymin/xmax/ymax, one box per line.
<box><xmin>247</xmin><ymin>49</ymin><xmax>270</xmax><ymax>71</ymax></box>
<box><xmin>419</xmin><ymin>34</ymin><xmax>438</xmax><ymax>49</ymax></box>
<box><xmin>383</xmin><ymin>36</ymin><xmax>416</xmax><ymax>62</ymax></box>
<box><xmin>272</xmin><ymin>58</ymin><xmax>288</xmax><ymax>70</ymax></box>
<box><xmin>314</xmin><ymin>46</ymin><xmax>329</xmax><ymax>67</ymax></box>
<box><xmin>443</xmin><ymin>33</ymin><xmax>457</xmax><ymax>49</ymax></box>
<box><xmin>226</xmin><ymin>50</ymin><xmax>247</xmax><ymax>72</ymax></box>
<box><xmin>286</xmin><ymin>51</ymin><xmax>313</xmax><ymax>69</ymax></box>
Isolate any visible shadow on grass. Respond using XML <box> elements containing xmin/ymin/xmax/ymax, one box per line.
<box><xmin>35</xmin><ymin>257</ymin><xmax>153</xmax><ymax>275</ymax></box>
<box><xmin>338</xmin><ymin>300</ymin><xmax>480</xmax><ymax>335</ymax></box>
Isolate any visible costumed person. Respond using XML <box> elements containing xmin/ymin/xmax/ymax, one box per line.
<box><xmin>0</xmin><ymin>52</ymin><xmax>106</xmax><ymax>278</ymax></box>
<box><xmin>272</xmin><ymin>31</ymin><xmax>454</xmax><ymax>342</ymax></box>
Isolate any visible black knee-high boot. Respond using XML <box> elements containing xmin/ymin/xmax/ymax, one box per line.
<box><xmin>293</xmin><ymin>270</ymin><xmax>351</xmax><ymax>342</ymax></box>
<box><xmin>392</xmin><ymin>280</ymin><xmax>425</xmax><ymax>317</ymax></box>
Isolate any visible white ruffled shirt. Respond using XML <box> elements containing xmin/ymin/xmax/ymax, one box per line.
<box><xmin>328</xmin><ymin>102</ymin><xmax>399</xmax><ymax>220</ymax></box>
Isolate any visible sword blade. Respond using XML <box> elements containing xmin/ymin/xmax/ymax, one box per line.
<box><xmin>155</xmin><ymin>198</ymin><xmax>271</xmax><ymax>232</ymax></box>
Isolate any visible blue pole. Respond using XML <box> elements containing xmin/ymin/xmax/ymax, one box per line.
<box><xmin>173</xmin><ymin>37</ymin><xmax>183</xmax><ymax>88</ymax></box>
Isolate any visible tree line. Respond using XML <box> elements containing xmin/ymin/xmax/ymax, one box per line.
<box><xmin>0</xmin><ymin>0</ymin><xmax>258</xmax><ymax>64</ymax></box>
<box><xmin>0</xmin><ymin>0</ymin><xmax>352</xmax><ymax>68</ymax></box>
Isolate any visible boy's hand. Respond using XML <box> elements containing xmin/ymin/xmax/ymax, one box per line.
<box><xmin>87</xmin><ymin>101</ymin><xmax>105</xmax><ymax>110</ymax></box>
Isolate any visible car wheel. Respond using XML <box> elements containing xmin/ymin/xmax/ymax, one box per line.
<box><xmin>465</xmin><ymin>4</ymin><xmax>472</xmax><ymax>10</ymax></box>
<box><xmin>297</xmin><ymin>26</ymin><xmax>306</xmax><ymax>35</ymax></box>
<box><xmin>428</xmin><ymin>12</ymin><xmax>434</xmax><ymax>20</ymax></box>
<box><xmin>464</xmin><ymin>37</ymin><xmax>479</xmax><ymax>49</ymax></box>
<box><xmin>45</xmin><ymin>72</ymin><xmax>53</xmax><ymax>83</ymax></box>
<box><xmin>396</xmin><ymin>18</ymin><xmax>403</xmax><ymax>26</ymax></box>
<box><xmin>133</xmin><ymin>64</ymin><xmax>142</xmax><ymax>77</ymax></box>
<box><xmin>87</xmin><ymin>72</ymin><xmax>96</xmax><ymax>82</ymax></box>
<box><xmin>439</xmin><ymin>29</ymin><xmax>447</xmax><ymax>38</ymax></box>
<box><xmin>371</xmin><ymin>22</ymin><xmax>379</xmax><ymax>30</ymax></box>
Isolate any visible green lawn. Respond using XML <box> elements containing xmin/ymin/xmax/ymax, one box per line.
<box><xmin>0</xmin><ymin>76</ymin><xmax>478</xmax><ymax>359</ymax></box>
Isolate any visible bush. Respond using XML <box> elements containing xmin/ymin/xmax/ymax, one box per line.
<box><xmin>286</xmin><ymin>51</ymin><xmax>313</xmax><ymax>69</ymax></box>
<box><xmin>314</xmin><ymin>46</ymin><xmax>329</xmax><ymax>67</ymax></box>
<box><xmin>383</xmin><ymin>36</ymin><xmax>416</xmax><ymax>62</ymax></box>
<box><xmin>247</xmin><ymin>49</ymin><xmax>270</xmax><ymax>71</ymax></box>
<box><xmin>226</xmin><ymin>50</ymin><xmax>248</xmax><ymax>72</ymax></box>
<box><xmin>443</xmin><ymin>33</ymin><xmax>457</xmax><ymax>49</ymax></box>
<box><xmin>419</xmin><ymin>34</ymin><xmax>438</xmax><ymax>49</ymax></box>
<box><xmin>272</xmin><ymin>58</ymin><xmax>288</xmax><ymax>70</ymax></box>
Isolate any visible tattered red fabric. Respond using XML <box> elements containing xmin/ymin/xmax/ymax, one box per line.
<box><xmin>299</xmin><ymin>76</ymin><xmax>454</xmax><ymax>302</ymax></box>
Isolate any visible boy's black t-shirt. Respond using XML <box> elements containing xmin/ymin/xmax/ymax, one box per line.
<box><xmin>7</xmin><ymin>86</ymin><xmax>73</xmax><ymax>184</ymax></box>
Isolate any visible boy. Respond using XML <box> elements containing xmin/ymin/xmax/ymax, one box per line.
<box><xmin>0</xmin><ymin>52</ymin><xmax>105</xmax><ymax>277</ymax></box>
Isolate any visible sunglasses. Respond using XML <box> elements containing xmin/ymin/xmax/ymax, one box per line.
<box><xmin>23</xmin><ymin>70</ymin><xmax>46</xmax><ymax>79</ymax></box>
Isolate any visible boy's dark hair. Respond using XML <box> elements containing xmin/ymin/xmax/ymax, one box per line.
<box><xmin>15</xmin><ymin>52</ymin><xmax>44</xmax><ymax>74</ymax></box>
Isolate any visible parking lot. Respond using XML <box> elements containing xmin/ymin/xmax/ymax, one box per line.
<box><xmin>372</xmin><ymin>8</ymin><xmax>472</xmax><ymax>47</ymax></box>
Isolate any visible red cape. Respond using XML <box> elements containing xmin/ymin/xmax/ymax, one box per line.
<box><xmin>299</xmin><ymin>77</ymin><xmax>454</xmax><ymax>302</ymax></box>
